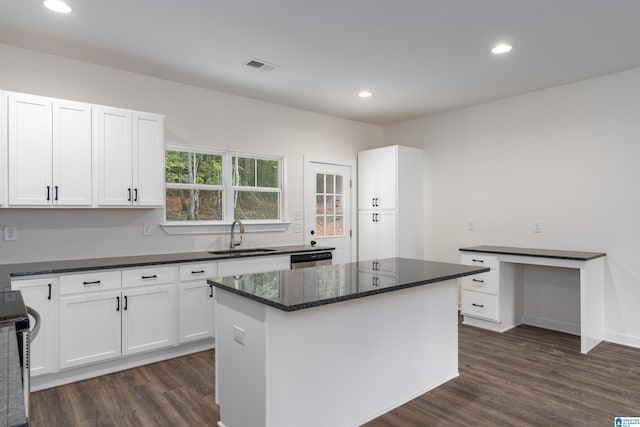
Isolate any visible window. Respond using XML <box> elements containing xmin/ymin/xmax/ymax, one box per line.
<box><xmin>165</xmin><ymin>146</ymin><xmax>283</xmax><ymax>224</ymax></box>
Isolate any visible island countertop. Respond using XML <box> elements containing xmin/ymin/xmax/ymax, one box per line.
<box><xmin>210</xmin><ymin>257</ymin><xmax>489</xmax><ymax>312</ymax></box>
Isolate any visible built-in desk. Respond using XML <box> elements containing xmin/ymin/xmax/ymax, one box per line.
<box><xmin>459</xmin><ymin>245</ymin><xmax>606</xmax><ymax>354</ymax></box>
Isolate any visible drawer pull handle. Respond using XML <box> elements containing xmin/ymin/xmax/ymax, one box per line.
<box><xmin>191</xmin><ymin>270</ymin><xmax>205</xmax><ymax>274</ymax></box>
<box><xmin>472</xmin><ymin>259</ymin><xmax>484</xmax><ymax>263</ymax></box>
<box><xmin>472</xmin><ymin>279</ymin><xmax>484</xmax><ymax>283</ymax></box>
<box><xmin>472</xmin><ymin>303</ymin><xmax>485</xmax><ymax>308</ymax></box>
<box><xmin>83</xmin><ymin>280</ymin><xmax>101</xmax><ymax>285</ymax></box>
<box><xmin>142</xmin><ymin>275</ymin><xmax>158</xmax><ymax>279</ymax></box>
<box><xmin>47</xmin><ymin>283</ymin><xmax>52</xmax><ymax>300</ymax></box>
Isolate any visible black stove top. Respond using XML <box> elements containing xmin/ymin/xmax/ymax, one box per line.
<box><xmin>0</xmin><ymin>291</ymin><xmax>29</xmax><ymax>331</ymax></box>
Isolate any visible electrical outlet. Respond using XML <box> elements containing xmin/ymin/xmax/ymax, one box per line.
<box><xmin>466</xmin><ymin>220</ymin><xmax>475</xmax><ymax>231</ymax></box>
<box><xmin>233</xmin><ymin>325</ymin><xmax>245</xmax><ymax>345</ymax></box>
<box><xmin>532</xmin><ymin>221</ymin><xmax>543</xmax><ymax>234</ymax></box>
<box><xmin>294</xmin><ymin>222</ymin><xmax>303</xmax><ymax>233</ymax></box>
<box><xmin>143</xmin><ymin>223</ymin><xmax>153</xmax><ymax>236</ymax></box>
<box><xmin>4</xmin><ymin>226</ymin><xmax>17</xmax><ymax>241</ymax></box>
<box><xmin>294</xmin><ymin>210</ymin><xmax>303</xmax><ymax>221</ymax></box>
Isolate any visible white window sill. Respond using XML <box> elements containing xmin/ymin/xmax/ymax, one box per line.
<box><xmin>160</xmin><ymin>222</ymin><xmax>290</xmax><ymax>235</ymax></box>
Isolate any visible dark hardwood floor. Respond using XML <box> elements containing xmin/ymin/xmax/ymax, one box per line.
<box><xmin>31</xmin><ymin>319</ymin><xmax>640</xmax><ymax>426</ymax></box>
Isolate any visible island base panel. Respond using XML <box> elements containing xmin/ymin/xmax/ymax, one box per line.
<box><xmin>216</xmin><ymin>280</ymin><xmax>459</xmax><ymax>427</ymax></box>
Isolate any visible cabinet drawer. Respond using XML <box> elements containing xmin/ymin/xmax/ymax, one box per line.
<box><xmin>460</xmin><ymin>270</ymin><xmax>499</xmax><ymax>295</ymax></box>
<box><xmin>60</xmin><ymin>270</ymin><xmax>122</xmax><ymax>295</ymax></box>
<box><xmin>461</xmin><ymin>253</ymin><xmax>498</xmax><ymax>270</ymax></box>
<box><xmin>461</xmin><ymin>290</ymin><xmax>498</xmax><ymax>321</ymax></box>
<box><xmin>179</xmin><ymin>262</ymin><xmax>217</xmax><ymax>282</ymax></box>
<box><xmin>122</xmin><ymin>266</ymin><xmax>178</xmax><ymax>288</ymax></box>
<box><xmin>218</xmin><ymin>255</ymin><xmax>290</xmax><ymax>276</ymax></box>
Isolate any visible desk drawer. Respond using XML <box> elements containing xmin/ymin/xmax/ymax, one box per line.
<box><xmin>122</xmin><ymin>266</ymin><xmax>178</xmax><ymax>288</ymax></box>
<box><xmin>60</xmin><ymin>270</ymin><xmax>122</xmax><ymax>295</ymax></box>
<box><xmin>461</xmin><ymin>254</ymin><xmax>498</xmax><ymax>270</ymax></box>
<box><xmin>461</xmin><ymin>290</ymin><xmax>498</xmax><ymax>321</ymax></box>
<box><xmin>460</xmin><ymin>270</ymin><xmax>499</xmax><ymax>295</ymax></box>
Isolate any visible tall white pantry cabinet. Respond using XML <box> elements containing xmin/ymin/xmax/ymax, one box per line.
<box><xmin>357</xmin><ymin>145</ymin><xmax>424</xmax><ymax>262</ymax></box>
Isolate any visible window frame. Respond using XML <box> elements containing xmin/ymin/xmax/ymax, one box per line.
<box><xmin>163</xmin><ymin>144</ymin><xmax>286</xmax><ymax>230</ymax></box>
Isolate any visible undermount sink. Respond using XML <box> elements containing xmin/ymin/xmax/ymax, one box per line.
<box><xmin>209</xmin><ymin>248</ymin><xmax>277</xmax><ymax>256</ymax></box>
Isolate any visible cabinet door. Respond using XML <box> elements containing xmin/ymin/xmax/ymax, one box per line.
<box><xmin>12</xmin><ymin>278</ymin><xmax>58</xmax><ymax>377</ymax></box>
<box><xmin>358</xmin><ymin>211</ymin><xmax>378</xmax><ymax>261</ymax></box>
<box><xmin>53</xmin><ymin>100</ymin><xmax>92</xmax><ymax>206</ymax></box>
<box><xmin>376</xmin><ymin>147</ymin><xmax>397</xmax><ymax>210</ymax></box>
<box><xmin>59</xmin><ymin>290</ymin><xmax>122</xmax><ymax>369</ymax></box>
<box><xmin>357</xmin><ymin>150</ymin><xmax>377</xmax><ymax>209</ymax></box>
<box><xmin>8</xmin><ymin>92</ymin><xmax>52</xmax><ymax>205</ymax></box>
<box><xmin>0</xmin><ymin>91</ymin><xmax>6</xmax><ymax>206</ymax></box>
<box><xmin>179</xmin><ymin>280</ymin><xmax>215</xmax><ymax>343</ymax></box>
<box><xmin>122</xmin><ymin>284</ymin><xmax>176</xmax><ymax>355</ymax></box>
<box><xmin>95</xmin><ymin>106</ymin><xmax>132</xmax><ymax>206</ymax></box>
<box><xmin>376</xmin><ymin>210</ymin><xmax>397</xmax><ymax>260</ymax></box>
<box><xmin>132</xmin><ymin>112</ymin><xmax>164</xmax><ymax>207</ymax></box>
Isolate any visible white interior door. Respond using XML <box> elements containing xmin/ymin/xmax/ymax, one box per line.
<box><xmin>304</xmin><ymin>159</ymin><xmax>352</xmax><ymax>265</ymax></box>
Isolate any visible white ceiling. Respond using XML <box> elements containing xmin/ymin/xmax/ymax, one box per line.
<box><xmin>2</xmin><ymin>0</ymin><xmax>640</xmax><ymax>125</ymax></box>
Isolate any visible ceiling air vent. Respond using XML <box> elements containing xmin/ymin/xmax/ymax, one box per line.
<box><xmin>245</xmin><ymin>58</ymin><xmax>281</xmax><ymax>72</ymax></box>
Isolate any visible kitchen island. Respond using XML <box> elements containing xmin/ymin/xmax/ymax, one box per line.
<box><xmin>210</xmin><ymin>257</ymin><xmax>488</xmax><ymax>427</ymax></box>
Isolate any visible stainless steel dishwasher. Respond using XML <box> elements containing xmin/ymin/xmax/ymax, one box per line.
<box><xmin>290</xmin><ymin>251</ymin><xmax>333</xmax><ymax>269</ymax></box>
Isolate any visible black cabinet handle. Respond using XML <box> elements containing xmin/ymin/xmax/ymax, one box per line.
<box><xmin>116</xmin><ymin>296</ymin><xmax>120</xmax><ymax>311</ymax></box>
<box><xmin>134</xmin><ymin>188</ymin><xmax>138</xmax><ymax>202</ymax></box>
<box><xmin>472</xmin><ymin>303</ymin><xmax>485</xmax><ymax>308</ymax></box>
<box><xmin>192</xmin><ymin>270</ymin><xmax>205</xmax><ymax>274</ymax></box>
<box><xmin>472</xmin><ymin>279</ymin><xmax>484</xmax><ymax>283</ymax></box>
<box><xmin>372</xmin><ymin>198</ymin><xmax>375</xmax><ymax>207</ymax></box>
<box><xmin>124</xmin><ymin>295</ymin><xmax>128</xmax><ymax>310</ymax></box>
<box><xmin>54</xmin><ymin>185</ymin><xmax>59</xmax><ymax>201</ymax></box>
<box><xmin>128</xmin><ymin>188</ymin><xmax>132</xmax><ymax>202</ymax></box>
<box><xmin>83</xmin><ymin>280</ymin><xmax>101</xmax><ymax>285</ymax></box>
<box><xmin>209</xmin><ymin>283</ymin><xmax>214</xmax><ymax>298</ymax></box>
<box><xmin>375</xmin><ymin>198</ymin><xmax>379</xmax><ymax>207</ymax></box>
<box><xmin>141</xmin><ymin>275</ymin><xmax>157</xmax><ymax>279</ymax></box>
<box><xmin>46</xmin><ymin>185</ymin><xmax>50</xmax><ymax>201</ymax></box>
<box><xmin>47</xmin><ymin>283</ymin><xmax>52</xmax><ymax>300</ymax></box>
<box><xmin>472</xmin><ymin>259</ymin><xmax>484</xmax><ymax>263</ymax></box>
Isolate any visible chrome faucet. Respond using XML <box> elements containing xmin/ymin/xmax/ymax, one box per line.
<box><xmin>230</xmin><ymin>220</ymin><xmax>245</xmax><ymax>249</ymax></box>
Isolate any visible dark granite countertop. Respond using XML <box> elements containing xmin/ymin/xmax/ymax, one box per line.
<box><xmin>210</xmin><ymin>257</ymin><xmax>489</xmax><ymax>312</ymax></box>
<box><xmin>0</xmin><ymin>325</ymin><xmax>27</xmax><ymax>427</ymax></box>
<box><xmin>0</xmin><ymin>245</ymin><xmax>334</xmax><ymax>292</ymax></box>
<box><xmin>459</xmin><ymin>245</ymin><xmax>606</xmax><ymax>261</ymax></box>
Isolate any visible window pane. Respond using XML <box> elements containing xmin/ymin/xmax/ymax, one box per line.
<box><xmin>234</xmin><ymin>191</ymin><xmax>280</xmax><ymax>220</ymax></box>
<box><xmin>335</xmin><ymin>216</ymin><xmax>344</xmax><ymax>236</ymax></box>
<box><xmin>336</xmin><ymin>175</ymin><xmax>343</xmax><ymax>195</ymax></box>
<box><xmin>326</xmin><ymin>174</ymin><xmax>334</xmax><ymax>194</ymax></box>
<box><xmin>316</xmin><ymin>216</ymin><xmax>325</xmax><ymax>237</ymax></box>
<box><xmin>316</xmin><ymin>195</ymin><xmax>324</xmax><ymax>214</ymax></box>
<box><xmin>232</xmin><ymin>157</ymin><xmax>256</xmax><ymax>187</ymax></box>
<box><xmin>166</xmin><ymin>189</ymin><xmax>223</xmax><ymax>221</ymax></box>
<box><xmin>165</xmin><ymin>151</ymin><xmax>190</xmax><ymax>184</ymax></box>
<box><xmin>326</xmin><ymin>195</ymin><xmax>334</xmax><ymax>215</ymax></box>
<box><xmin>316</xmin><ymin>173</ymin><xmax>324</xmax><ymax>193</ymax></box>
<box><xmin>195</xmin><ymin>153</ymin><xmax>222</xmax><ymax>185</ymax></box>
<box><xmin>326</xmin><ymin>219</ymin><xmax>335</xmax><ymax>236</ymax></box>
<box><xmin>335</xmin><ymin>195</ymin><xmax>343</xmax><ymax>214</ymax></box>
<box><xmin>257</xmin><ymin>159</ymin><xmax>278</xmax><ymax>188</ymax></box>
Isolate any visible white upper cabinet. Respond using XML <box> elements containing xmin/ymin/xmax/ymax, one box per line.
<box><xmin>133</xmin><ymin>112</ymin><xmax>164</xmax><ymax>206</ymax></box>
<box><xmin>7</xmin><ymin>92</ymin><xmax>92</xmax><ymax>206</ymax></box>
<box><xmin>95</xmin><ymin>107</ymin><xmax>164</xmax><ymax>207</ymax></box>
<box><xmin>0</xmin><ymin>91</ymin><xmax>6</xmax><ymax>207</ymax></box>
<box><xmin>358</xmin><ymin>146</ymin><xmax>397</xmax><ymax>210</ymax></box>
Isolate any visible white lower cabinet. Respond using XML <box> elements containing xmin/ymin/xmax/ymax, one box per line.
<box><xmin>178</xmin><ymin>262</ymin><xmax>217</xmax><ymax>343</ymax></box>
<box><xmin>11</xmin><ymin>277</ymin><xmax>59</xmax><ymax>377</ymax></box>
<box><xmin>59</xmin><ymin>289</ymin><xmax>122</xmax><ymax>369</ymax></box>
<box><xmin>122</xmin><ymin>284</ymin><xmax>176</xmax><ymax>355</ymax></box>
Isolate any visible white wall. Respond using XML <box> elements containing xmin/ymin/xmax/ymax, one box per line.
<box><xmin>384</xmin><ymin>67</ymin><xmax>640</xmax><ymax>347</ymax></box>
<box><xmin>0</xmin><ymin>43</ymin><xmax>383</xmax><ymax>263</ymax></box>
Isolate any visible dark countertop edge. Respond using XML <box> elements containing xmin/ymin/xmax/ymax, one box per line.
<box><xmin>209</xmin><ymin>267</ymin><xmax>489</xmax><ymax>312</ymax></box>
<box><xmin>1</xmin><ymin>246</ymin><xmax>334</xmax><ymax>289</ymax></box>
<box><xmin>459</xmin><ymin>246</ymin><xmax>606</xmax><ymax>261</ymax></box>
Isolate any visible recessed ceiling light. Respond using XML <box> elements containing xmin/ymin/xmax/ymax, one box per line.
<box><xmin>358</xmin><ymin>91</ymin><xmax>373</xmax><ymax>98</ymax></box>
<box><xmin>491</xmin><ymin>44</ymin><xmax>512</xmax><ymax>54</ymax></box>
<box><xmin>43</xmin><ymin>0</ymin><xmax>73</xmax><ymax>14</ymax></box>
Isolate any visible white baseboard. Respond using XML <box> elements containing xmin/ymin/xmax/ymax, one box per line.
<box><xmin>32</xmin><ymin>339</ymin><xmax>214</xmax><ymax>391</ymax></box>
<box><xmin>522</xmin><ymin>315</ymin><xmax>580</xmax><ymax>336</ymax></box>
<box><xmin>604</xmin><ymin>330</ymin><xmax>640</xmax><ymax>350</ymax></box>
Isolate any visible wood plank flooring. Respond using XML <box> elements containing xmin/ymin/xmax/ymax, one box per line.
<box><xmin>31</xmin><ymin>320</ymin><xmax>640</xmax><ymax>426</ymax></box>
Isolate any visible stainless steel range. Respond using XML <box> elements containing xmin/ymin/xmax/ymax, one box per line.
<box><xmin>0</xmin><ymin>290</ymin><xmax>31</xmax><ymax>427</ymax></box>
